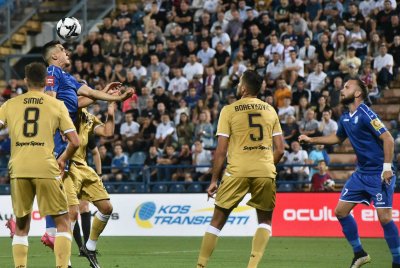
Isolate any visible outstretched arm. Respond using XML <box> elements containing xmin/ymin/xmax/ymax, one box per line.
<box><xmin>77</xmin><ymin>83</ymin><xmax>134</xmax><ymax>102</ymax></box>
<box><xmin>298</xmin><ymin>133</ymin><xmax>343</xmax><ymax>145</ymax></box>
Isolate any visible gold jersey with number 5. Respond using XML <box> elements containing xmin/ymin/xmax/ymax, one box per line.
<box><xmin>216</xmin><ymin>98</ymin><xmax>282</xmax><ymax>179</ymax></box>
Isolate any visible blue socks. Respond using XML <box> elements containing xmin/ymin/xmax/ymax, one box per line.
<box><xmin>338</xmin><ymin>214</ymin><xmax>363</xmax><ymax>253</ymax></box>
<box><xmin>45</xmin><ymin>215</ymin><xmax>56</xmax><ymax>228</ymax></box>
<box><xmin>382</xmin><ymin>220</ymin><xmax>400</xmax><ymax>264</ymax></box>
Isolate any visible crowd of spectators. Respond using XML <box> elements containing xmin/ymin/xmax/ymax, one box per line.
<box><xmin>1</xmin><ymin>0</ymin><xmax>400</xmax><ymax>191</ymax></box>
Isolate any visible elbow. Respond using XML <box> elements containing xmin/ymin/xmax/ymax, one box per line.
<box><xmin>71</xmin><ymin>139</ymin><xmax>80</xmax><ymax>149</ymax></box>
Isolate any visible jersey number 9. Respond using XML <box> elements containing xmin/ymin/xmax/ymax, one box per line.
<box><xmin>23</xmin><ymin>107</ymin><xmax>39</xmax><ymax>137</ymax></box>
<box><xmin>248</xmin><ymin>113</ymin><xmax>263</xmax><ymax>141</ymax></box>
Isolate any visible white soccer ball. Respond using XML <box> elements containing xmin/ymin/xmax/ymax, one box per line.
<box><xmin>56</xmin><ymin>17</ymin><xmax>81</xmax><ymax>41</ymax></box>
<box><xmin>324</xmin><ymin>179</ymin><xmax>335</xmax><ymax>188</ymax></box>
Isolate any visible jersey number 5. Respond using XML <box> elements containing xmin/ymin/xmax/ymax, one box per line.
<box><xmin>248</xmin><ymin>113</ymin><xmax>263</xmax><ymax>141</ymax></box>
<box><xmin>23</xmin><ymin>107</ymin><xmax>39</xmax><ymax>137</ymax></box>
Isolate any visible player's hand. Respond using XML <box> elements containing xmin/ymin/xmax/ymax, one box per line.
<box><xmin>381</xmin><ymin>170</ymin><xmax>393</xmax><ymax>185</ymax></box>
<box><xmin>57</xmin><ymin>159</ymin><xmax>66</xmax><ymax>178</ymax></box>
<box><xmin>298</xmin><ymin>135</ymin><xmax>311</xmax><ymax>144</ymax></box>
<box><xmin>207</xmin><ymin>182</ymin><xmax>218</xmax><ymax>200</ymax></box>
<box><xmin>119</xmin><ymin>87</ymin><xmax>135</xmax><ymax>101</ymax></box>
<box><xmin>103</xmin><ymin>82</ymin><xmax>122</xmax><ymax>93</ymax></box>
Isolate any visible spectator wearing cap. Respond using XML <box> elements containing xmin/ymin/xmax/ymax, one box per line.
<box><xmin>212</xmin><ymin>25</ymin><xmax>231</xmax><ymax>55</ymax></box>
<box><xmin>339</xmin><ymin>46</ymin><xmax>361</xmax><ymax>74</ymax></box>
<box><xmin>374</xmin><ymin>43</ymin><xmax>394</xmax><ymax>90</ymax></box>
<box><xmin>266</xmin><ymin>52</ymin><xmax>284</xmax><ymax>87</ymax></box>
<box><xmin>306</xmin><ymin>62</ymin><xmax>327</xmax><ymax>93</ymax></box>
<box><xmin>299</xmin><ymin>36</ymin><xmax>316</xmax><ymax>73</ymax></box>
<box><xmin>264</xmin><ymin>34</ymin><xmax>284</xmax><ymax>61</ymax></box>
<box><xmin>168</xmin><ymin>68</ymin><xmax>189</xmax><ymax>96</ymax></box>
<box><xmin>197</xmin><ymin>39</ymin><xmax>216</xmax><ymax>66</ymax></box>
<box><xmin>283</xmin><ymin>49</ymin><xmax>304</xmax><ymax>87</ymax></box>
<box><xmin>183</xmin><ymin>54</ymin><xmax>204</xmax><ymax>81</ymax></box>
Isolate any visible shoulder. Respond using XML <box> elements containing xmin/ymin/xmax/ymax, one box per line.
<box><xmin>358</xmin><ymin>103</ymin><xmax>378</xmax><ymax>120</ymax></box>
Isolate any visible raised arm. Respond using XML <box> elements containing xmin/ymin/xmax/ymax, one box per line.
<box><xmin>77</xmin><ymin>84</ymin><xmax>134</xmax><ymax>102</ymax></box>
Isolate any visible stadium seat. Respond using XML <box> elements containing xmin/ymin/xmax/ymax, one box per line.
<box><xmin>151</xmin><ymin>183</ymin><xmax>168</xmax><ymax>193</ymax></box>
<box><xmin>187</xmin><ymin>183</ymin><xmax>203</xmax><ymax>193</ymax></box>
<box><xmin>169</xmin><ymin>184</ymin><xmax>186</xmax><ymax>193</ymax></box>
<box><xmin>135</xmin><ymin>184</ymin><xmax>149</xmax><ymax>193</ymax></box>
<box><xmin>117</xmin><ymin>184</ymin><xmax>133</xmax><ymax>193</ymax></box>
<box><xmin>277</xmin><ymin>183</ymin><xmax>293</xmax><ymax>192</ymax></box>
<box><xmin>0</xmin><ymin>185</ymin><xmax>10</xmax><ymax>195</ymax></box>
<box><xmin>129</xmin><ymin>151</ymin><xmax>147</xmax><ymax>181</ymax></box>
<box><xmin>104</xmin><ymin>184</ymin><xmax>116</xmax><ymax>194</ymax></box>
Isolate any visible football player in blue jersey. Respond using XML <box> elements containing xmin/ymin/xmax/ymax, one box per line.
<box><xmin>299</xmin><ymin>78</ymin><xmax>399</xmax><ymax>268</ymax></box>
<box><xmin>42</xmin><ymin>40</ymin><xmax>133</xmax><ymax>267</ymax></box>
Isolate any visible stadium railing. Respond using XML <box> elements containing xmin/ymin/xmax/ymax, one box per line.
<box><xmin>0</xmin><ymin>163</ymin><xmax>398</xmax><ymax>194</ymax></box>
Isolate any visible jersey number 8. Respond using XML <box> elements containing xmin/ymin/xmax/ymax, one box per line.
<box><xmin>23</xmin><ymin>107</ymin><xmax>39</xmax><ymax>137</ymax></box>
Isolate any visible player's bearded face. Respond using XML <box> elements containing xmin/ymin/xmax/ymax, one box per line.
<box><xmin>340</xmin><ymin>91</ymin><xmax>355</xmax><ymax>105</ymax></box>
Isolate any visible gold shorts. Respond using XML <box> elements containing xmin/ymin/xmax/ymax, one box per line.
<box><xmin>69</xmin><ymin>162</ymin><xmax>109</xmax><ymax>202</ymax></box>
<box><xmin>63</xmin><ymin>175</ymin><xmax>79</xmax><ymax>206</ymax></box>
<box><xmin>215</xmin><ymin>174</ymin><xmax>276</xmax><ymax>211</ymax></box>
<box><xmin>10</xmin><ymin>177</ymin><xmax>68</xmax><ymax>218</ymax></box>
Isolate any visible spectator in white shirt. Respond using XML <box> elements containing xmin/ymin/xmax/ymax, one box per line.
<box><xmin>264</xmin><ymin>34</ymin><xmax>284</xmax><ymax>61</ymax></box>
<box><xmin>210</xmin><ymin>11</ymin><xmax>228</xmax><ymax>34</ymax></box>
<box><xmin>283</xmin><ymin>49</ymin><xmax>304</xmax><ymax>87</ymax></box>
<box><xmin>120</xmin><ymin>112</ymin><xmax>140</xmax><ymax>143</ymax></box>
<box><xmin>318</xmin><ymin>108</ymin><xmax>338</xmax><ymax>137</ymax></box>
<box><xmin>212</xmin><ymin>25</ymin><xmax>231</xmax><ymax>55</ymax></box>
<box><xmin>266</xmin><ymin>52</ymin><xmax>284</xmax><ymax>86</ymax></box>
<box><xmin>298</xmin><ymin>37</ymin><xmax>316</xmax><ymax>72</ymax></box>
<box><xmin>168</xmin><ymin>68</ymin><xmax>189</xmax><ymax>95</ymax></box>
<box><xmin>197</xmin><ymin>40</ymin><xmax>216</xmax><ymax>66</ymax></box>
<box><xmin>130</xmin><ymin>58</ymin><xmax>147</xmax><ymax>87</ymax></box>
<box><xmin>192</xmin><ymin>140</ymin><xmax>212</xmax><ymax>181</ymax></box>
<box><xmin>374</xmin><ymin>43</ymin><xmax>394</xmax><ymax>89</ymax></box>
<box><xmin>183</xmin><ymin>54</ymin><xmax>204</xmax><ymax>81</ymax></box>
<box><xmin>203</xmin><ymin>0</ymin><xmax>219</xmax><ymax>14</ymax></box>
<box><xmin>278</xmin><ymin>97</ymin><xmax>296</xmax><ymax>123</ymax></box>
<box><xmin>146</xmin><ymin>71</ymin><xmax>166</xmax><ymax>92</ymax></box>
<box><xmin>359</xmin><ymin>0</ymin><xmax>376</xmax><ymax>17</ymax></box>
<box><xmin>306</xmin><ymin>62</ymin><xmax>327</xmax><ymax>92</ymax></box>
<box><xmin>155</xmin><ymin>114</ymin><xmax>176</xmax><ymax>150</ymax></box>
<box><xmin>284</xmin><ymin>141</ymin><xmax>309</xmax><ymax>189</ymax></box>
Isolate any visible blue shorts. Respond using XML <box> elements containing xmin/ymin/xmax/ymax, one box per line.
<box><xmin>340</xmin><ymin>171</ymin><xmax>396</xmax><ymax>208</ymax></box>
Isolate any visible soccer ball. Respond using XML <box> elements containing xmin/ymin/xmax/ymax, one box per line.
<box><xmin>324</xmin><ymin>179</ymin><xmax>335</xmax><ymax>189</ymax></box>
<box><xmin>56</xmin><ymin>17</ymin><xmax>81</xmax><ymax>41</ymax></box>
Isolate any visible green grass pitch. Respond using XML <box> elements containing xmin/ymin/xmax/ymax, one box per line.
<box><xmin>0</xmin><ymin>237</ymin><xmax>391</xmax><ymax>267</ymax></box>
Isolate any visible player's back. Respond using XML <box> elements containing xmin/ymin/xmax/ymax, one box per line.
<box><xmin>72</xmin><ymin>108</ymin><xmax>102</xmax><ymax>165</ymax></box>
<box><xmin>0</xmin><ymin>91</ymin><xmax>75</xmax><ymax>178</ymax></box>
<box><xmin>219</xmin><ymin>98</ymin><xmax>282</xmax><ymax>178</ymax></box>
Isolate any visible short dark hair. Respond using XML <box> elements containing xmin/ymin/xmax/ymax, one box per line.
<box><xmin>241</xmin><ymin>70</ymin><xmax>263</xmax><ymax>95</ymax></box>
<box><xmin>25</xmin><ymin>62</ymin><xmax>47</xmax><ymax>88</ymax></box>
<box><xmin>42</xmin><ymin>40</ymin><xmax>61</xmax><ymax>64</ymax></box>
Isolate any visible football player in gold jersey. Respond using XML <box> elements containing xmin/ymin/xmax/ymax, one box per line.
<box><xmin>67</xmin><ymin>104</ymin><xmax>116</xmax><ymax>267</ymax></box>
<box><xmin>197</xmin><ymin>70</ymin><xmax>285</xmax><ymax>268</ymax></box>
<box><xmin>0</xmin><ymin>62</ymin><xmax>80</xmax><ymax>268</ymax></box>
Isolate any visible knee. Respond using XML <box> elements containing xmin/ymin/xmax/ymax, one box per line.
<box><xmin>69</xmin><ymin>205</ymin><xmax>79</xmax><ymax>221</ymax></box>
<box><xmin>334</xmin><ymin>207</ymin><xmax>348</xmax><ymax>219</ymax></box>
<box><xmin>378</xmin><ymin>213</ymin><xmax>392</xmax><ymax>225</ymax></box>
<box><xmin>99</xmin><ymin>202</ymin><xmax>113</xmax><ymax>215</ymax></box>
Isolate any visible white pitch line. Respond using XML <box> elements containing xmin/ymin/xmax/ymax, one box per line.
<box><xmin>135</xmin><ymin>249</ymin><xmax>233</xmax><ymax>255</ymax></box>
